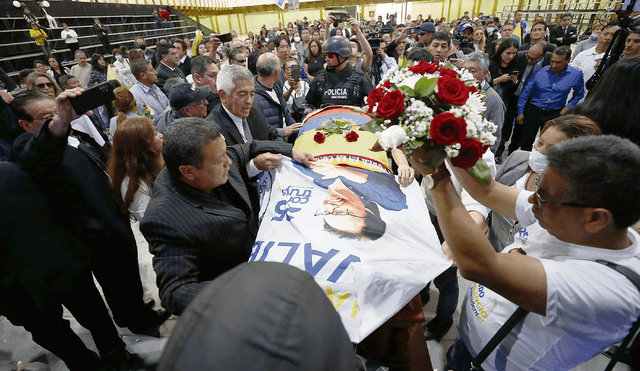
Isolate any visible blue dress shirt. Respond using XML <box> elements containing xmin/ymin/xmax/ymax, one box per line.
<box><xmin>517</xmin><ymin>65</ymin><xmax>584</xmax><ymax>114</ymax></box>
<box><xmin>129</xmin><ymin>81</ymin><xmax>170</xmax><ymax>119</ymax></box>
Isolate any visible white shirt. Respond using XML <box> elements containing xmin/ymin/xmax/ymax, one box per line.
<box><xmin>222</xmin><ymin>104</ymin><xmax>261</xmax><ymax>178</ymax></box>
<box><xmin>570</xmin><ymin>45</ymin><xmax>603</xmax><ymax>92</ymax></box>
<box><xmin>459</xmin><ymin>192</ymin><xmax>640</xmax><ymax>371</ymax></box>
<box><xmin>61</xmin><ymin>29</ymin><xmax>78</xmax><ymax>44</ymax></box>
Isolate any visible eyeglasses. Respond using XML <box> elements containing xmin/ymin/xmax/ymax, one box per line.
<box><xmin>185</xmin><ymin>101</ymin><xmax>208</xmax><ymax>108</ymax></box>
<box><xmin>36</xmin><ymin>82</ymin><xmax>54</xmax><ymax>89</ymax></box>
<box><xmin>326</xmin><ymin>53</ymin><xmax>337</xmax><ymax>58</ymax></box>
<box><xmin>201</xmin><ymin>73</ymin><xmax>217</xmax><ymax>79</ymax></box>
<box><xmin>534</xmin><ymin>177</ymin><xmax>595</xmax><ymax>209</ymax></box>
<box><xmin>527</xmin><ymin>54</ymin><xmax>542</xmax><ymax>63</ymax></box>
<box><xmin>314</xmin><ymin>207</ymin><xmax>365</xmax><ymax>218</ymax></box>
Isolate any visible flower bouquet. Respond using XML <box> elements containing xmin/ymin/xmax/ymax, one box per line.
<box><xmin>363</xmin><ymin>60</ymin><xmax>497</xmax><ymax>184</ymax></box>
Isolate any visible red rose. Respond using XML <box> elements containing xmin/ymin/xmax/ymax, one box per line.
<box><xmin>375</xmin><ymin>90</ymin><xmax>405</xmax><ymax>120</ymax></box>
<box><xmin>408</xmin><ymin>61</ymin><xmax>440</xmax><ymax>75</ymax></box>
<box><xmin>451</xmin><ymin>138</ymin><xmax>487</xmax><ymax>169</ymax></box>
<box><xmin>314</xmin><ymin>131</ymin><xmax>326</xmax><ymax>144</ymax></box>
<box><xmin>440</xmin><ymin>68</ymin><xmax>460</xmax><ymax>79</ymax></box>
<box><xmin>429</xmin><ymin>112</ymin><xmax>467</xmax><ymax>145</ymax></box>
<box><xmin>382</xmin><ymin>80</ymin><xmax>391</xmax><ymax>89</ymax></box>
<box><xmin>468</xmin><ymin>85</ymin><xmax>478</xmax><ymax>94</ymax></box>
<box><xmin>345</xmin><ymin>130</ymin><xmax>359</xmax><ymax>142</ymax></box>
<box><xmin>436</xmin><ymin>76</ymin><xmax>471</xmax><ymax>106</ymax></box>
<box><xmin>367</xmin><ymin>87</ymin><xmax>387</xmax><ymax>112</ymax></box>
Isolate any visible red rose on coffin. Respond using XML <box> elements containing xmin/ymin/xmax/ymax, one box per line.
<box><xmin>437</xmin><ymin>76</ymin><xmax>471</xmax><ymax>106</ymax></box>
<box><xmin>382</xmin><ymin>80</ymin><xmax>391</xmax><ymax>89</ymax></box>
<box><xmin>375</xmin><ymin>90</ymin><xmax>405</xmax><ymax>120</ymax></box>
<box><xmin>408</xmin><ymin>61</ymin><xmax>440</xmax><ymax>75</ymax></box>
<box><xmin>345</xmin><ymin>131</ymin><xmax>359</xmax><ymax>142</ymax></box>
<box><xmin>430</xmin><ymin>112</ymin><xmax>467</xmax><ymax>145</ymax></box>
<box><xmin>451</xmin><ymin>138</ymin><xmax>488</xmax><ymax>169</ymax></box>
<box><xmin>314</xmin><ymin>131</ymin><xmax>326</xmax><ymax>143</ymax></box>
<box><xmin>440</xmin><ymin>68</ymin><xmax>461</xmax><ymax>79</ymax></box>
<box><xmin>367</xmin><ymin>87</ymin><xmax>387</xmax><ymax>113</ymax></box>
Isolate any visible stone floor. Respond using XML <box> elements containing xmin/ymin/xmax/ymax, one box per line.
<box><xmin>0</xmin><ymin>221</ymin><xmax>632</xmax><ymax>371</ymax></box>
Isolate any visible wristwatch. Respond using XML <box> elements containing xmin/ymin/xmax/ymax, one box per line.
<box><xmin>423</xmin><ymin>167</ymin><xmax>451</xmax><ymax>189</ymax></box>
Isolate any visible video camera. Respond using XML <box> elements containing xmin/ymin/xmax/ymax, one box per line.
<box><xmin>366</xmin><ymin>27</ymin><xmax>390</xmax><ymax>50</ymax></box>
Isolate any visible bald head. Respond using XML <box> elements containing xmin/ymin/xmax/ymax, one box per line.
<box><xmin>256</xmin><ymin>53</ymin><xmax>281</xmax><ymax>88</ymax></box>
<box><xmin>527</xmin><ymin>42</ymin><xmax>546</xmax><ymax>65</ymax></box>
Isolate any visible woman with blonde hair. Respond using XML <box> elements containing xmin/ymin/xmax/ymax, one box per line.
<box><xmin>472</xmin><ymin>26</ymin><xmax>486</xmax><ymax>53</ymax></box>
<box><xmin>108</xmin><ymin>117</ymin><xmax>164</xmax><ymax>220</ymax></box>
<box><xmin>26</xmin><ymin>72</ymin><xmax>61</xmax><ymax>98</ymax></box>
<box><xmin>109</xmin><ymin>87</ymin><xmax>138</xmax><ymax>137</ymax></box>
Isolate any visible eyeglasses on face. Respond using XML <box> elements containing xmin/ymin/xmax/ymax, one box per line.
<box><xmin>527</xmin><ymin>54</ymin><xmax>542</xmax><ymax>63</ymax></box>
<box><xmin>185</xmin><ymin>101</ymin><xmax>208</xmax><ymax>108</ymax></box>
<box><xmin>314</xmin><ymin>207</ymin><xmax>365</xmax><ymax>218</ymax></box>
<box><xmin>36</xmin><ymin>82</ymin><xmax>54</xmax><ymax>89</ymax></box>
<box><xmin>201</xmin><ymin>73</ymin><xmax>217</xmax><ymax>79</ymax></box>
<box><xmin>534</xmin><ymin>176</ymin><xmax>595</xmax><ymax>209</ymax></box>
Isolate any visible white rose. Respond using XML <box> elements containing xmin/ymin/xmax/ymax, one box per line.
<box><xmin>376</xmin><ymin>125</ymin><xmax>408</xmax><ymax>150</ymax></box>
<box><xmin>398</xmin><ymin>73</ymin><xmax>422</xmax><ymax>90</ymax></box>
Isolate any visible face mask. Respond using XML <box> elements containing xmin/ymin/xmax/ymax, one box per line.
<box><xmin>115</xmin><ymin>55</ymin><xmax>122</xmax><ymax>61</ymax></box>
<box><xmin>397</xmin><ymin>48</ymin><xmax>405</xmax><ymax>54</ymax></box>
<box><xmin>486</xmin><ymin>27</ymin><xmax>495</xmax><ymax>33</ymax></box>
<box><xmin>294</xmin><ymin>36</ymin><xmax>301</xmax><ymax>42</ymax></box>
<box><xmin>590</xmin><ymin>33</ymin><xmax>599</xmax><ymax>41</ymax></box>
<box><xmin>528</xmin><ymin>147</ymin><xmax>548</xmax><ymax>173</ymax></box>
<box><xmin>139</xmin><ymin>44</ymin><xmax>146</xmax><ymax>50</ymax></box>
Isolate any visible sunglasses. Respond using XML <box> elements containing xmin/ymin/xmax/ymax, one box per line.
<box><xmin>36</xmin><ymin>82</ymin><xmax>54</xmax><ymax>89</ymax></box>
<box><xmin>326</xmin><ymin>52</ymin><xmax>338</xmax><ymax>58</ymax></box>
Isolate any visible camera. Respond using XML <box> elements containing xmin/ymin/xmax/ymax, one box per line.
<box><xmin>330</xmin><ymin>12</ymin><xmax>350</xmax><ymax>27</ymax></box>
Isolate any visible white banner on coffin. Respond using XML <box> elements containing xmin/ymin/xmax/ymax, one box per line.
<box><xmin>253</xmin><ymin>158</ymin><xmax>452</xmax><ymax>343</ymax></box>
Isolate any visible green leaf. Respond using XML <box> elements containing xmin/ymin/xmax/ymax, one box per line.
<box><xmin>336</xmin><ymin>121</ymin><xmax>347</xmax><ymax>127</ymax></box>
<box><xmin>361</xmin><ymin>119</ymin><xmax>385</xmax><ymax>133</ymax></box>
<box><xmin>407</xmin><ymin>140</ymin><xmax>424</xmax><ymax>149</ymax></box>
<box><xmin>466</xmin><ymin>158</ymin><xmax>491</xmax><ymax>186</ymax></box>
<box><xmin>414</xmin><ymin>77</ymin><xmax>437</xmax><ymax>98</ymax></box>
<box><xmin>441</xmin><ymin>61</ymin><xmax>455</xmax><ymax>70</ymax></box>
<box><xmin>397</xmin><ymin>85</ymin><xmax>415</xmax><ymax>97</ymax></box>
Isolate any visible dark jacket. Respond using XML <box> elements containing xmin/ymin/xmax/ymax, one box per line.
<box><xmin>206</xmin><ymin>103</ymin><xmax>281</xmax><ymax>146</ymax></box>
<box><xmin>140</xmin><ymin>140</ymin><xmax>293</xmax><ymax>315</ymax></box>
<box><xmin>157</xmin><ymin>262</ymin><xmax>359</xmax><ymax>371</ymax></box>
<box><xmin>93</xmin><ymin>23</ymin><xmax>109</xmax><ymax>39</ymax></box>
<box><xmin>253</xmin><ymin>76</ymin><xmax>295</xmax><ymax>132</ymax></box>
<box><xmin>177</xmin><ymin>55</ymin><xmax>191</xmax><ymax>78</ymax></box>
<box><xmin>153</xmin><ymin>107</ymin><xmax>189</xmax><ymax>134</ymax></box>
<box><xmin>306</xmin><ymin>64</ymin><xmax>373</xmax><ymax>108</ymax></box>
<box><xmin>549</xmin><ymin>25</ymin><xmax>578</xmax><ymax>47</ymax></box>
<box><xmin>206</xmin><ymin>91</ymin><xmax>221</xmax><ymax>114</ymax></box>
<box><xmin>156</xmin><ymin>62</ymin><xmax>186</xmax><ymax>93</ymax></box>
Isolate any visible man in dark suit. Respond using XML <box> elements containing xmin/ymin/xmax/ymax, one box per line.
<box><xmin>155</xmin><ymin>42</ymin><xmax>186</xmax><ymax>93</ymax></box>
<box><xmin>191</xmin><ymin>55</ymin><xmax>221</xmax><ymax>113</ymax></box>
<box><xmin>495</xmin><ymin>42</ymin><xmax>551</xmax><ymax>159</ymax></box>
<box><xmin>93</xmin><ymin>18</ymin><xmax>110</xmax><ymax>54</ymax></box>
<box><xmin>207</xmin><ymin>64</ymin><xmax>286</xmax><ymax>177</ymax></box>
<box><xmin>10</xmin><ymin>89</ymin><xmax>169</xmax><ymax>338</ymax></box>
<box><xmin>549</xmin><ymin>13</ymin><xmax>578</xmax><ymax>47</ymax></box>
<box><xmin>140</xmin><ymin>118</ymin><xmax>313</xmax><ymax>315</ymax></box>
<box><xmin>173</xmin><ymin>38</ymin><xmax>191</xmax><ymax>77</ymax></box>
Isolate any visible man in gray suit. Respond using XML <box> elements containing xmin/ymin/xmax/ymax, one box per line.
<box><xmin>141</xmin><ymin>118</ymin><xmax>313</xmax><ymax>315</ymax></box>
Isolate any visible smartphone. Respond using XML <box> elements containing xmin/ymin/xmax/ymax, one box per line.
<box><xmin>218</xmin><ymin>32</ymin><xmax>233</xmax><ymax>43</ymax></box>
<box><xmin>69</xmin><ymin>80</ymin><xmax>119</xmax><ymax>115</ymax></box>
<box><xmin>509</xmin><ymin>70</ymin><xmax>519</xmax><ymax>76</ymax></box>
<box><xmin>406</xmin><ymin>26</ymin><xmax>421</xmax><ymax>35</ymax></box>
<box><xmin>331</xmin><ymin>12</ymin><xmax>350</xmax><ymax>27</ymax></box>
<box><xmin>290</xmin><ymin>64</ymin><xmax>300</xmax><ymax>82</ymax></box>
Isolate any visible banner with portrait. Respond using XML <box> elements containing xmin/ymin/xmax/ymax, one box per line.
<box><xmin>254</xmin><ymin>159</ymin><xmax>452</xmax><ymax>343</ymax></box>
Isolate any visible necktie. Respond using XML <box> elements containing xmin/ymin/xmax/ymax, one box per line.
<box><xmin>242</xmin><ymin>119</ymin><xmax>253</xmax><ymax>143</ymax></box>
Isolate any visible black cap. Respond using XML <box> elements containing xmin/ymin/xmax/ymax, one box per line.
<box><xmin>420</xmin><ymin>22</ymin><xmax>436</xmax><ymax>33</ymax></box>
<box><xmin>169</xmin><ymin>83</ymin><xmax>210</xmax><ymax>110</ymax></box>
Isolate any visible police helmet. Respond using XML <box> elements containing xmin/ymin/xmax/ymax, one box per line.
<box><xmin>323</xmin><ymin>36</ymin><xmax>352</xmax><ymax>58</ymax></box>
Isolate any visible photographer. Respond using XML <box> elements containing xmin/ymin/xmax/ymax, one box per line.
<box><xmin>369</xmin><ymin>40</ymin><xmax>397</xmax><ymax>86</ymax></box>
<box><xmin>346</xmin><ymin>16</ymin><xmax>373</xmax><ymax>73</ymax></box>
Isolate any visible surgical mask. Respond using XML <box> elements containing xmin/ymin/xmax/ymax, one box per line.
<box><xmin>486</xmin><ymin>27</ymin><xmax>495</xmax><ymax>34</ymax></box>
<box><xmin>590</xmin><ymin>33</ymin><xmax>599</xmax><ymax>41</ymax></box>
<box><xmin>294</xmin><ymin>36</ymin><xmax>301</xmax><ymax>42</ymax></box>
<box><xmin>139</xmin><ymin>43</ymin><xmax>146</xmax><ymax>50</ymax></box>
<box><xmin>528</xmin><ymin>147</ymin><xmax>548</xmax><ymax>173</ymax></box>
<box><xmin>115</xmin><ymin>55</ymin><xmax>122</xmax><ymax>61</ymax></box>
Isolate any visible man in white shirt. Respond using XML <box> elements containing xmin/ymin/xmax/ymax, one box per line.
<box><xmin>60</xmin><ymin>23</ymin><xmax>79</xmax><ymax>59</ymax></box>
<box><xmin>129</xmin><ymin>58</ymin><xmax>169</xmax><ymax>120</ymax></box>
<box><xmin>69</xmin><ymin>50</ymin><xmax>91</xmax><ymax>88</ymax></box>
<box><xmin>417</xmin><ymin>135</ymin><xmax>640</xmax><ymax>371</ymax></box>
<box><xmin>571</xmin><ymin>23</ymin><xmax>620</xmax><ymax>95</ymax></box>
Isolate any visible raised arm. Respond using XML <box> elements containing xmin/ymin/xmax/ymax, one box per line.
<box><xmin>350</xmin><ymin>17</ymin><xmax>372</xmax><ymax>73</ymax></box>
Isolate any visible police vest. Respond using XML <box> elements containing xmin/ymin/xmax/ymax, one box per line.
<box><xmin>315</xmin><ymin>64</ymin><xmax>371</xmax><ymax>107</ymax></box>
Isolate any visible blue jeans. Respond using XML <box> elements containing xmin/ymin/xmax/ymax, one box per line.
<box><xmin>445</xmin><ymin>335</ymin><xmax>476</xmax><ymax>371</ymax></box>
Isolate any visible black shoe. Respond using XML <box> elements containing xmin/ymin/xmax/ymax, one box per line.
<box><xmin>100</xmin><ymin>349</ymin><xmax>146</xmax><ymax>370</ymax></box>
<box><xmin>128</xmin><ymin>308</ymin><xmax>171</xmax><ymax>337</ymax></box>
<box><xmin>423</xmin><ymin>317</ymin><xmax>453</xmax><ymax>342</ymax></box>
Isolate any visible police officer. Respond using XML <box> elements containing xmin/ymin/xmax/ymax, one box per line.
<box><xmin>306</xmin><ymin>36</ymin><xmax>373</xmax><ymax>108</ymax></box>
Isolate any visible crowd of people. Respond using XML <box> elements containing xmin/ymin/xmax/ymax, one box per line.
<box><xmin>1</xmin><ymin>5</ymin><xmax>640</xmax><ymax>371</ymax></box>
